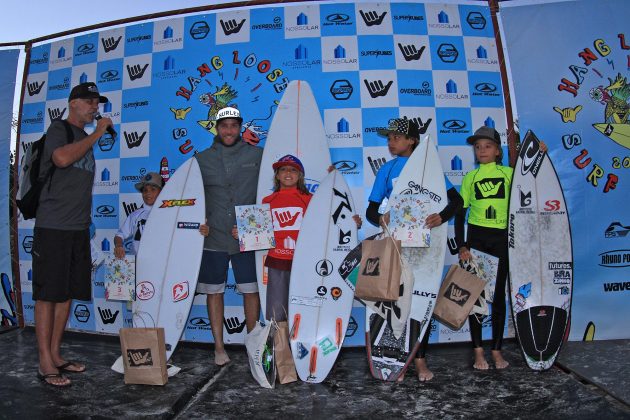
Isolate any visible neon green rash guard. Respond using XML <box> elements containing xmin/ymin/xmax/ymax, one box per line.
<box><xmin>460</xmin><ymin>162</ymin><xmax>513</xmax><ymax>229</ymax></box>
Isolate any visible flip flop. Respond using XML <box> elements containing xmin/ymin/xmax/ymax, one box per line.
<box><xmin>56</xmin><ymin>361</ymin><xmax>86</xmax><ymax>373</ymax></box>
<box><xmin>37</xmin><ymin>372</ymin><xmax>71</xmax><ymax>387</ymax></box>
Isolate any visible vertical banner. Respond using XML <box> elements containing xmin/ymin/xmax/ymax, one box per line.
<box><xmin>500</xmin><ymin>0</ymin><xmax>630</xmax><ymax>340</ymax></box>
<box><xmin>0</xmin><ymin>48</ymin><xmax>19</xmax><ymax>327</ymax></box>
<box><xmin>18</xmin><ymin>1</ymin><xmax>507</xmax><ymax>345</ymax></box>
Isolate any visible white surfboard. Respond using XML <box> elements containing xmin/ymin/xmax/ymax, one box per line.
<box><xmin>364</xmin><ymin>135</ymin><xmax>447</xmax><ymax>381</ymax></box>
<box><xmin>256</xmin><ymin>80</ymin><xmax>331</xmax><ymax>319</ymax></box>
<box><xmin>509</xmin><ymin>130</ymin><xmax>573</xmax><ymax>371</ymax></box>
<box><xmin>133</xmin><ymin>157</ymin><xmax>206</xmax><ymax>361</ymax></box>
<box><xmin>288</xmin><ymin>170</ymin><xmax>358</xmax><ymax>383</ymax></box>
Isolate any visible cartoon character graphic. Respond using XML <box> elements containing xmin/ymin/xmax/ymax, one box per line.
<box><xmin>590</xmin><ymin>73</ymin><xmax>630</xmax><ymax>149</ymax></box>
<box><xmin>198</xmin><ymin>82</ymin><xmax>239</xmax><ymax>134</ymax></box>
<box><xmin>513</xmin><ymin>282</ymin><xmax>532</xmax><ymax>312</ymax></box>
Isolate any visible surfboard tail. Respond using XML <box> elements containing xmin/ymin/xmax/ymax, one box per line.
<box><xmin>516</xmin><ymin>306</ymin><xmax>568</xmax><ymax>370</ymax></box>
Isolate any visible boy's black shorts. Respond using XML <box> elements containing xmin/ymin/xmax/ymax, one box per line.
<box><xmin>32</xmin><ymin>227</ymin><xmax>92</xmax><ymax>302</ymax></box>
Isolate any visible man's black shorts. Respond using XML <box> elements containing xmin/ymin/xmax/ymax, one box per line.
<box><xmin>32</xmin><ymin>227</ymin><xmax>92</xmax><ymax>302</ymax></box>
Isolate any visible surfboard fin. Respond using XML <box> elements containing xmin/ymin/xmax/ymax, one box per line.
<box><xmin>291</xmin><ymin>314</ymin><xmax>301</xmax><ymax>340</ymax></box>
<box><xmin>335</xmin><ymin>317</ymin><xmax>343</xmax><ymax>346</ymax></box>
<box><xmin>309</xmin><ymin>346</ymin><xmax>318</xmax><ymax>376</ymax></box>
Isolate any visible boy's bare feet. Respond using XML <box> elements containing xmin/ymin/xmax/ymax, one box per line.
<box><xmin>491</xmin><ymin>350</ymin><xmax>509</xmax><ymax>369</ymax></box>
<box><xmin>214</xmin><ymin>350</ymin><xmax>231</xmax><ymax>366</ymax></box>
<box><xmin>473</xmin><ymin>347</ymin><xmax>489</xmax><ymax>370</ymax></box>
<box><xmin>415</xmin><ymin>357</ymin><xmax>434</xmax><ymax>381</ymax></box>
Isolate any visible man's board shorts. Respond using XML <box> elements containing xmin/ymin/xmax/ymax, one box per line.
<box><xmin>32</xmin><ymin>227</ymin><xmax>92</xmax><ymax>302</ymax></box>
<box><xmin>196</xmin><ymin>249</ymin><xmax>258</xmax><ymax>294</ymax></box>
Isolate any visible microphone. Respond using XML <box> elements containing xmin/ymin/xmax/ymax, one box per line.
<box><xmin>95</xmin><ymin>112</ymin><xmax>117</xmax><ymax>138</ymax></box>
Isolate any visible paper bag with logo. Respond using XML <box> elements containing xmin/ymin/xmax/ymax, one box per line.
<box><xmin>119</xmin><ymin>327</ymin><xmax>168</xmax><ymax>385</ymax></box>
<box><xmin>432</xmin><ymin>265</ymin><xmax>486</xmax><ymax>331</ymax></box>
<box><xmin>274</xmin><ymin>321</ymin><xmax>297</xmax><ymax>384</ymax></box>
<box><xmin>355</xmin><ymin>234</ymin><xmax>402</xmax><ymax>302</ymax></box>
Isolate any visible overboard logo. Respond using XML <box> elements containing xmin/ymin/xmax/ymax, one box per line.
<box><xmin>251</xmin><ymin>16</ymin><xmax>282</xmax><ymax>31</ymax></box>
<box><xmin>330</xmin><ymin>79</ymin><xmax>353</xmax><ymax>100</ymax></box>
<box><xmin>74</xmin><ymin>304</ymin><xmax>90</xmax><ymax>322</ymax></box>
<box><xmin>160</xmin><ymin>198</ymin><xmax>196</xmax><ymax>208</ymax></box>
<box><xmin>599</xmin><ymin>249</ymin><xmax>630</xmax><ymax>268</ymax></box>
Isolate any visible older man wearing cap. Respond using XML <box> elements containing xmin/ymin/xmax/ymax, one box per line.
<box><xmin>32</xmin><ymin>82</ymin><xmax>114</xmax><ymax>387</ymax></box>
<box><xmin>195</xmin><ymin>106</ymin><xmax>262</xmax><ymax>366</ymax></box>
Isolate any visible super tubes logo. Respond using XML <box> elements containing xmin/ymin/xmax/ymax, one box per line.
<box><xmin>160</xmin><ymin>198</ymin><xmax>196</xmax><ymax>208</ymax></box>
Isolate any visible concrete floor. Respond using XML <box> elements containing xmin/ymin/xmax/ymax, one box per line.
<box><xmin>1</xmin><ymin>328</ymin><xmax>629</xmax><ymax>419</ymax></box>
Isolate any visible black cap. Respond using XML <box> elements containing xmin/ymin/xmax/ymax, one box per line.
<box><xmin>68</xmin><ymin>82</ymin><xmax>109</xmax><ymax>103</ymax></box>
<box><xmin>466</xmin><ymin>126</ymin><xmax>501</xmax><ymax>145</ymax></box>
<box><xmin>377</xmin><ymin>118</ymin><xmax>420</xmax><ymax>139</ymax></box>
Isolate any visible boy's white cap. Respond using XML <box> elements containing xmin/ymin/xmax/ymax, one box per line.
<box><xmin>215</xmin><ymin>106</ymin><xmax>243</xmax><ymax>124</ymax></box>
<box><xmin>135</xmin><ymin>172</ymin><xmax>164</xmax><ymax>192</ymax></box>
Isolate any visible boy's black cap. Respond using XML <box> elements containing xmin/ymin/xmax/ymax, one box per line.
<box><xmin>466</xmin><ymin>126</ymin><xmax>501</xmax><ymax>145</ymax></box>
<box><xmin>377</xmin><ymin>118</ymin><xmax>420</xmax><ymax>139</ymax></box>
<box><xmin>68</xmin><ymin>82</ymin><xmax>109</xmax><ymax>103</ymax></box>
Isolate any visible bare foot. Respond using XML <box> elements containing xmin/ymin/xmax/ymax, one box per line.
<box><xmin>491</xmin><ymin>350</ymin><xmax>509</xmax><ymax>369</ymax></box>
<box><xmin>214</xmin><ymin>350</ymin><xmax>231</xmax><ymax>366</ymax></box>
<box><xmin>414</xmin><ymin>358</ymin><xmax>434</xmax><ymax>382</ymax></box>
<box><xmin>473</xmin><ymin>348</ymin><xmax>489</xmax><ymax>370</ymax></box>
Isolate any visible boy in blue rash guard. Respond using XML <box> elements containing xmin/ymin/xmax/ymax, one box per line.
<box><xmin>366</xmin><ymin>117</ymin><xmax>463</xmax><ymax>381</ymax></box>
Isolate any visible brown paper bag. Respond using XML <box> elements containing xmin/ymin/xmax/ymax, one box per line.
<box><xmin>355</xmin><ymin>235</ymin><xmax>402</xmax><ymax>302</ymax></box>
<box><xmin>274</xmin><ymin>321</ymin><xmax>297</xmax><ymax>384</ymax></box>
<box><xmin>119</xmin><ymin>327</ymin><xmax>168</xmax><ymax>385</ymax></box>
<box><xmin>433</xmin><ymin>265</ymin><xmax>486</xmax><ymax>331</ymax></box>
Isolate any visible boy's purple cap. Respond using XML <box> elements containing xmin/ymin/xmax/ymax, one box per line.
<box><xmin>272</xmin><ymin>154</ymin><xmax>304</xmax><ymax>173</ymax></box>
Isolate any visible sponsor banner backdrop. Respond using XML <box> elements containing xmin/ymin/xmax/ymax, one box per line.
<box><xmin>1</xmin><ymin>49</ymin><xmax>19</xmax><ymax>328</ymax></box>
<box><xmin>18</xmin><ymin>1</ymin><xmax>507</xmax><ymax>344</ymax></box>
<box><xmin>500</xmin><ymin>0</ymin><xmax>630</xmax><ymax>340</ymax></box>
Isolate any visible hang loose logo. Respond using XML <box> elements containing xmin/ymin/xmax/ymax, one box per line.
<box><xmin>274</xmin><ymin>209</ymin><xmax>300</xmax><ymax>228</ymax></box>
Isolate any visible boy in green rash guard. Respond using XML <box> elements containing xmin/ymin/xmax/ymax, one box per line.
<box><xmin>455</xmin><ymin>126</ymin><xmax>546</xmax><ymax>370</ymax></box>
